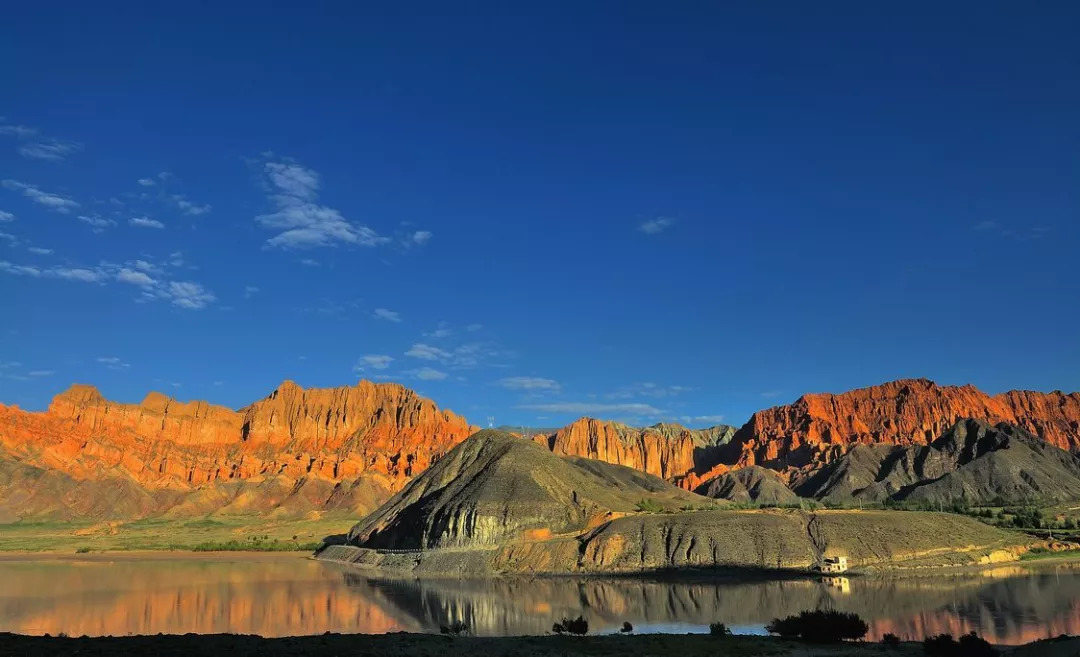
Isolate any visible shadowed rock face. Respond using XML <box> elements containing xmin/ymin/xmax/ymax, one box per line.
<box><xmin>0</xmin><ymin>380</ymin><xmax>475</xmax><ymax>520</ymax></box>
<box><xmin>698</xmin><ymin>465</ymin><xmax>799</xmax><ymax>504</ymax></box>
<box><xmin>796</xmin><ymin>419</ymin><xmax>1080</xmax><ymax>504</ymax></box>
<box><xmin>347</xmin><ymin>429</ymin><xmax>710</xmax><ymax>550</ymax></box>
<box><xmin>727</xmin><ymin>378</ymin><xmax>1080</xmax><ymax>470</ymax></box>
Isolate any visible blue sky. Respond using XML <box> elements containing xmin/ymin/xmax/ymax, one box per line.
<box><xmin>1</xmin><ymin>2</ymin><xmax>1077</xmax><ymax>428</ymax></box>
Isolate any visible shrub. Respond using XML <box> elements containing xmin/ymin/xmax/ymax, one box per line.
<box><xmin>765</xmin><ymin>610</ymin><xmax>868</xmax><ymax>642</ymax></box>
<box><xmin>552</xmin><ymin>616</ymin><xmax>589</xmax><ymax>635</ymax></box>
<box><xmin>439</xmin><ymin>621</ymin><xmax>469</xmax><ymax>636</ymax></box>
<box><xmin>883</xmin><ymin>633</ymin><xmax>901</xmax><ymax>645</ymax></box>
<box><xmin>709</xmin><ymin>622</ymin><xmax>732</xmax><ymax>636</ymax></box>
<box><xmin>620</xmin><ymin>621</ymin><xmax>633</xmax><ymax>634</ymax></box>
<box><xmin>923</xmin><ymin>632</ymin><xmax>996</xmax><ymax>657</ymax></box>
<box><xmin>634</xmin><ymin>499</ymin><xmax>663</xmax><ymax>513</ymax></box>
<box><xmin>75</xmin><ymin>547</ymin><xmax>92</xmax><ymax>554</ymax></box>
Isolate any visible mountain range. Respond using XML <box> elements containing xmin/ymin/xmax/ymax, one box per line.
<box><xmin>1</xmin><ymin>377</ymin><xmax>1078</xmax><ymax>522</ymax></box>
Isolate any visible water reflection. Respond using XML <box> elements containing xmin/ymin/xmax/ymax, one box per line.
<box><xmin>0</xmin><ymin>554</ymin><xmax>1076</xmax><ymax>644</ymax></box>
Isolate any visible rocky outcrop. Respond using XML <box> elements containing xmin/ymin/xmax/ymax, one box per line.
<box><xmin>698</xmin><ymin>465</ymin><xmax>800</xmax><ymax>504</ymax></box>
<box><xmin>538</xmin><ymin>418</ymin><xmax>736</xmax><ymax>483</ymax></box>
<box><xmin>796</xmin><ymin>419</ymin><xmax>1080</xmax><ymax>504</ymax></box>
<box><xmin>0</xmin><ymin>380</ymin><xmax>475</xmax><ymax>519</ymax></box>
<box><xmin>728</xmin><ymin>379</ymin><xmax>1080</xmax><ymax>470</ymax></box>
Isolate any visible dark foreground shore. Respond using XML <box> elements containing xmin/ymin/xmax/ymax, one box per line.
<box><xmin>1</xmin><ymin>632</ymin><xmax>1078</xmax><ymax>657</ymax></box>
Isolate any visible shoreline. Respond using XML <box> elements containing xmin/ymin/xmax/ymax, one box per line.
<box><xmin>0</xmin><ymin>631</ymin><xmax>1076</xmax><ymax>657</ymax></box>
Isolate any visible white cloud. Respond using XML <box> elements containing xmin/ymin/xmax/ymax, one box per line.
<box><xmin>166</xmin><ymin>281</ymin><xmax>215</xmax><ymax>309</ymax></box>
<box><xmin>244</xmin><ymin>285</ymin><xmax>260</xmax><ymax>298</ymax></box>
<box><xmin>173</xmin><ymin>194</ymin><xmax>211</xmax><ymax>215</ymax></box>
<box><xmin>498</xmin><ymin>376</ymin><xmax>560</xmax><ymax>392</ymax></box>
<box><xmin>137</xmin><ymin>178</ymin><xmax>156</xmax><ymax>187</ymax></box>
<box><xmin>516</xmin><ymin>402</ymin><xmax>665</xmax><ymax>416</ymax></box>
<box><xmin>96</xmin><ymin>356</ymin><xmax>131</xmax><ymax>370</ymax></box>
<box><xmin>606</xmin><ymin>382</ymin><xmax>692</xmax><ymax>400</ymax></box>
<box><xmin>357</xmin><ymin>354</ymin><xmax>393</xmax><ymax>370</ymax></box>
<box><xmin>411</xmin><ymin>230</ymin><xmax>432</xmax><ymax>245</ymax></box>
<box><xmin>0</xmin><ymin>124</ymin><xmax>37</xmax><ymax>138</ymax></box>
<box><xmin>406</xmin><ymin>343</ymin><xmax>450</xmax><ymax>360</ymax></box>
<box><xmin>2</xmin><ymin>180</ymin><xmax>80</xmax><ymax>213</ymax></box>
<box><xmin>19</xmin><ymin>139</ymin><xmax>82</xmax><ymax>161</ymax></box>
<box><xmin>466</xmin><ymin>323</ymin><xmax>483</xmax><ymax>332</ymax></box>
<box><xmin>973</xmin><ymin>220</ymin><xmax>997</xmax><ymax>231</ymax></box>
<box><xmin>256</xmin><ymin>158</ymin><xmax>388</xmax><ymax>249</ymax></box>
<box><xmin>0</xmin><ymin>232</ymin><xmax>15</xmax><ymax>242</ymax></box>
<box><xmin>680</xmin><ymin>414</ymin><xmax>726</xmax><ymax>425</ymax></box>
<box><xmin>78</xmin><ymin>215</ymin><xmax>117</xmax><ymax>230</ymax></box>
<box><xmin>299</xmin><ymin>258</ymin><xmax>320</xmax><ymax>267</ymax></box>
<box><xmin>373</xmin><ymin>308</ymin><xmax>402</xmax><ymax>322</ymax></box>
<box><xmin>133</xmin><ymin>260</ymin><xmax>160</xmax><ymax>274</ymax></box>
<box><xmin>424</xmin><ymin>326</ymin><xmax>452</xmax><ymax>339</ymax></box>
<box><xmin>53</xmin><ymin>267</ymin><xmax>105</xmax><ymax>283</ymax></box>
<box><xmin>638</xmin><ymin>217</ymin><xmax>675</xmax><ymax>234</ymax></box>
<box><xmin>0</xmin><ymin>210</ymin><xmax>13</xmax><ymax>222</ymax></box>
<box><xmin>26</xmin><ymin>247</ymin><xmax>52</xmax><ymax>255</ymax></box>
<box><xmin>116</xmin><ymin>268</ymin><xmax>157</xmax><ymax>287</ymax></box>
<box><xmin>412</xmin><ymin>367</ymin><xmax>447</xmax><ymax>381</ymax></box>
<box><xmin>0</xmin><ymin>261</ymin><xmax>42</xmax><ymax>276</ymax></box>
<box><xmin>130</xmin><ymin>216</ymin><xmax>165</xmax><ymax>229</ymax></box>
<box><xmin>0</xmin><ymin>257</ymin><xmax>215</xmax><ymax>310</ymax></box>
<box><xmin>27</xmin><ymin>370</ymin><xmax>54</xmax><ymax>377</ymax></box>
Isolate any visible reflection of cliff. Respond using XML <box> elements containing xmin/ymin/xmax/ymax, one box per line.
<box><xmin>348</xmin><ymin>567</ymin><xmax>1080</xmax><ymax>643</ymax></box>
<box><xmin>1</xmin><ymin>556</ymin><xmax>1078</xmax><ymax>644</ymax></box>
<box><xmin>0</xmin><ymin>557</ymin><xmax>417</xmax><ymax>637</ymax></box>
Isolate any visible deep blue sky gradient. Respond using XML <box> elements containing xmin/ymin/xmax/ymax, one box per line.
<box><xmin>1</xmin><ymin>2</ymin><xmax>1077</xmax><ymax>427</ymax></box>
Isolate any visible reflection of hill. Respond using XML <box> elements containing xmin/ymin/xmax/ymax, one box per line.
<box><xmin>348</xmin><ymin>566</ymin><xmax>1080</xmax><ymax>643</ymax></box>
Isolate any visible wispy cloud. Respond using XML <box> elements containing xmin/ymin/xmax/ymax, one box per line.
<box><xmin>2</xmin><ymin>180</ymin><xmax>80</xmax><ymax>213</ymax></box>
<box><xmin>0</xmin><ymin>123</ymin><xmax>37</xmax><ymax>138</ymax></box>
<box><xmin>129</xmin><ymin>216</ymin><xmax>165</xmax><ymax>229</ymax></box>
<box><xmin>137</xmin><ymin>178</ymin><xmax>156</xmax><ymax>187</ymax></box>
<box><xmin>466</xmin><ymin>323</ymin><xmax>483</xmax><ymax>332</ymax></box>
<box><xmin>405</xmin><ymin>230</ymin><xmax>433</xmax><ymax>247</ymax></box>
<box><xmin>356</xmin><ymin>354</ymin><xmax>394</xmax><ymax>370</ymax></box>
<box><xmin>173</xmin><ymin>194</ymin><xmax>211</xmax><ymax>215</ymax></box>
<box><xmin>410</xmin><ymin>367</ymin><xmax>448</xmax><ymax>381</ymax></box>
<box><xmin>27</xmin><ymin>370</ymin><xmax>54</xmax><ymax>377</ymax></box>
<box><xmin>96</xmin><ymin>356</ymin><xmax>131</xmax><ymax>370</ymax></box>
<box><xmin>0</xmin><ymin>210</ymin><xmax>13</xmax><ymax>222</ymax></box>
<box><xmin>78</xmin><ymin>215</ymin><xmax>117</xmax><ymax>231</ymax></box>
<box><xmin>760</xmin><ymin>389</ymin><xmax>784</xmax><ymax>399</ymax></box>
<box><xmin>19</xmin><ymin>139</ymin><xmax>82</xmax><ymax>162</ymax></box>
<box><xmin>606</xmin><ymin>382</ymin><xmax>691</xmax><ymax>400</ymax></box>
<box><xmin>1</xmin><ymin>257</ymin><xmax>215</xmax><ymax>309</ymax></box>
<box><xmin>244</xmin><ymin>285</ymin><xmax>260</xmax><ymax>298</ymax></box>
<box><xmin>680</xmin><ymin>414</ymin><xmax>726</xmax><ymax>425</ymax></box>
<box><xmin>406</xmin><ymin>343</ymin><xmax>450</xmax><ymax>360</ymax></box>
<box><xmin>255</xmin><ymin>157</ymin><xmax>388</xmax><ymax>249</ymax></box>
<box><xmin>638</xmin><ymin>217</ymin><xmax>675</xmax><ymax>234</ymax></box>
<box><xmin>498</xmin><ymin>376</ymin><xmax>560</xmax><ymax>392</ymax></box>
<box><xmin>517</xmin><ymin>401</ymin><xmax>665</xmax><ymax>416</ymax></box>
<box><xmin>373</xmin><ymin>308</ymin><xmax>402</xmax><ymax>322</ymax></box>
<box><xmin>972</xmin><ymin>220</ymin><xmax>1051</xmax><ymax>241</ymax></box>
<box><xmin>26</xmin><ymin>246</ymin><xmax>53</xmax><ymax>255</ymax></box>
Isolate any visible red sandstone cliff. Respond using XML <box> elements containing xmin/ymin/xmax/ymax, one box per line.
<box><xmin>536</xmin><ymin>418</ymin><xmax>736</xmax><ymax>483</ymax></box>
<box><xmin>728</xmin><ymin>378</ymin><xmax>1080</xmax><ymax>470</ymax></box>
<box><xmin>0</xmin><ymin>380</ymin><xmax>476</xmax><ymax>497</ymax></box>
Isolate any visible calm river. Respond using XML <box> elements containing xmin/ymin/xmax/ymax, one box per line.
<box><xmin>0</xmin><ymin>553</ymin><xmax>1076</xmax><ymax>644</ymax></box>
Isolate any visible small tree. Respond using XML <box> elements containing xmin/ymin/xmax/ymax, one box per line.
<box><xmin>552</xmin><ymin>616</ymin><xmax>589</xmax><ymax>635</ymax></box>
<box><xmin>766</xmin><ymin>610</ymin><xmax>868</xmax><ymax>642</ymax></box>
<box><xmin>883</xmin><ymin>633</ymin><xmax>901</xmax><ymax>645</ymax></box>
<box><xmin>620</xmin><ymin>621</ymin><xmax>633</xmax><ymax>634</ymax></box>
<box><xmin>709</xmin><ymin>622</ymin><xmax>732</xmax><ymax>636</ymax></box>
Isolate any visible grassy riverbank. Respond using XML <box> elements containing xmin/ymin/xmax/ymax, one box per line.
<box><xmin>0</xmin><ymin>513</ymin><xmax>350</xmax><ymax>552</ymax></box>
<box><xmin>1</xmin><ymin>632</ymin><xmax>1077</xmax><ymax>657</ymax></box>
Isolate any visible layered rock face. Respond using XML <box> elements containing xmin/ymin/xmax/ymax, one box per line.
<box><xmin>537</xmin><ymin>418</ymin><xmax>736</xmax><ymax>483</ymax></box>
<box><xmin>0</xmin><ymin>380</ymin><xmax>475</xmax><ymax>519</ymax></box>
<box><xmin>728</xmin><ymin>378</ymin><xmax>1080</xmax><ymax>471</ymax></box>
